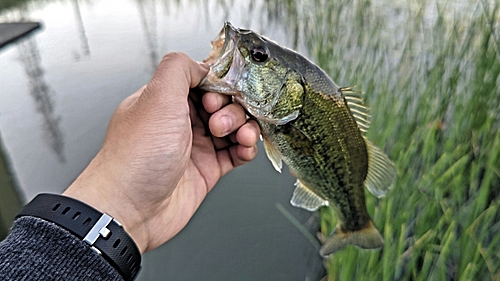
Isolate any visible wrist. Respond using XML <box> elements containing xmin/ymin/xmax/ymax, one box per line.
<box><xmin>63</xmin><ymin>156</ymin><xmax>149</xmax><ymax>254</ymax></box>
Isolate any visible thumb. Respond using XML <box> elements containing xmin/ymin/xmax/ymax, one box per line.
<box><xmin>139</xmin><ymin>52</ymin><xmax>209</xmax><ymax>112</ymax></box>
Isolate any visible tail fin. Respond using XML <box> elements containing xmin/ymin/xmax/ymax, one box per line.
<box><xmin>319</xmin><ymin>220</ymin><xmax>384</xmax><ymax>257</ymax></box>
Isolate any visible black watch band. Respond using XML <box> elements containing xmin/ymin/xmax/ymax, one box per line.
<box><xmin>17</xmin><ymin>193</ymin><xmax>141</xmax><ymax>280</ymax></box>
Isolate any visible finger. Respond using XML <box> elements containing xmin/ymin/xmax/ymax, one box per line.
<box><xmin>234</xmin><ymin>120</ymin><xmax>260</xmax><ymax>147</ymax></box>
<box><xmin>213</xmin><ymin>136</ymin><xmax>232</xmax><ymax>150</ymax></box>
<box><xmin>228</xmin><ymin>133</ymin><xmax>237</xmax><ymax>144</ymax></box>
<box><xmin>189</xmin><ymin>94</ymin><xmax>210</xmax><ymax>130</ymax></box>
<box><xmin>202</xmin><ymin>92</ymin><xmax>231</xmax><ymax>114</ymax></box>
<box><xmin>224</xmin><ymin>120</ymin><xmax>260</xmax><ymax>147</ymax></box>
<box><xmin>216</xmin><ymin>150</ymin><xmax>234</xmax><ymax>177</ymax></box>
<box><xmin>217</xmin><ymin>144</ymin><xmax>258</xmax><ymax>176</ymax></box>
<box><xmin>139</xmin><ymin>52</ymin><xmax>209</xmax><ymax>111</ymax></box>
<box><xmin>209</xmin><ymin>103</ymin><xmax>247</xmax><ymax>137</ymax></box>
<box><xmin>231</xmin><ymin>144</ymin><xmax>258</xmax><ymax>164</ymax></box>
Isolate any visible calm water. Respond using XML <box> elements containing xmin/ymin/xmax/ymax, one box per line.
<box><xmin>0</xmin><ymin>0</ymin><xmax>322</xmax><ymax>280</ymax></box>
<box><xmin>0</xmin><ymin>0</ymin><xmax>295</xmax><ymax>200</ymax></box>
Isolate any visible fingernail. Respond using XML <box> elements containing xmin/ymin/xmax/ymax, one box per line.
<box><xmin>221</xmin><ymin>115</ymin><xmax>232</xmax><ymax>135</ymax></box>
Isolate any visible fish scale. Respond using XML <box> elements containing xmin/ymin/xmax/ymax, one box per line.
<box><xmin>264</xmin><ymin>84</ymin><xmax>370</xmax><ymax>229</ymax></box>
<box><xmin>200</xmin><ymin>22</ymin><xmax>396</xmax><ymax>257</ymax></box>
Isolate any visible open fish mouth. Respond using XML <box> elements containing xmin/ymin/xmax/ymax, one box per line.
<box><xmin>199</xmin><ymin>22</ymin><xmax>245</xmax><ymax>95</ymax></box>
<box><xmin>202</xmin><ymin>23</ymin><xmax>227</xmax><ymax>65</ymax></box>
<box><xmin>202</xmin><ymin>22</ymin><xmax>228</xmax><ymax>65</ymax></box>
<box><xmin>199</xmin><ymin>22</ymin><xmax>298</xmax><ymax>124</ymax></box>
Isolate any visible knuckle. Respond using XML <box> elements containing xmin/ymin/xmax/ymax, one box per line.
<box><xmin>161</xmin><ymin>52</ymin><xmax>188</xmax><ymax>63</ymax></box>
<box><xmin>159</xmin><ymin>52</ymin><xmax>192</xmax><ymax>73</ymax></box>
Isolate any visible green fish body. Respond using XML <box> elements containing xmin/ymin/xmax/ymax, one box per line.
<box><xmin>200</xmin><ymin>22</ymin><xmax>396</xmax><ymax>256</ymax></box>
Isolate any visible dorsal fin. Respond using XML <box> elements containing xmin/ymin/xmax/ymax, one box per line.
<box><xmin>364</xmin><ymin>139</ymin><xmax>397</xmax><ymax>198</ymax></box>
<box><xmin>340</xmin><ymin>87</ymin><xmax>396</xmax><ymax>197</ymax></box>
<box><xmin>341</xmin><ymin>87</ymin><xmax>370</xmax><ymax>133</ymax></box>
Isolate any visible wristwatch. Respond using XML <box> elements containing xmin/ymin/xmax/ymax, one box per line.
<box><xmin>17</xmin><ymin>193</ymin><xmax>141</xmax><ymax>281</ymax></box>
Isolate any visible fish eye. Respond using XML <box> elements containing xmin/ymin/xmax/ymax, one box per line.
<box><xmin>250</xmin><ymin>46</ymin><xmax>269</xmax><ymax>63</ymax></box>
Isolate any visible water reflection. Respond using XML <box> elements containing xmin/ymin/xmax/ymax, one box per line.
<box><xmin>72</xmin><ymin>0</ymin><xmax>90</xmax><ymax>58</ymax></box>
<box><xmin>16</xmin><ymin>36</ymin><xmax>66</xmax><ymax>163</ymax></box>
<box><xmin>136</xmin><ymin>0</ymin><xmax>158</xmax><ymax>74</ymax></box>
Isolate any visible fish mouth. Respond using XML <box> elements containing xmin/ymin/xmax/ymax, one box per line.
<box><xmin>199</xmin><ymin>22</ymin><xmax>245</xmax><ymax>95</ymax></box>
<box><xmin>202</xmin><ymin>22</ymin><xmax>232</xmax><ymax>65</ymax></box>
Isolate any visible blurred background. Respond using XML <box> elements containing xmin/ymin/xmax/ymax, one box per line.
<box><xmin>0</xmin><ymin>0</ymin><xmax>499</xmax><ymax>280</ymax></box>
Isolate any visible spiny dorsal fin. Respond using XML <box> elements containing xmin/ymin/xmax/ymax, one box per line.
<box><xmin>262</xmin><ymin>136</ymin><xmax>283</xmax><ymax>173</ymax></box>
<box><xmin>290</xmin><ymin>180</ymin><xmax>329</xmax><ymax>211</ymax></box>
<box><xmin>341</xmin><ymin>87</ymin><xmax>370</xmax><ymax>133</ymax></box>
<box><xmin>364</xmin><ymin>139</ymin><xmax>397</xmax><ymax>198</ymax></box>
<box><xmin>341</xmin><ymin>87</ymin><xmax>396</xmax><ymax>196</ymax></box>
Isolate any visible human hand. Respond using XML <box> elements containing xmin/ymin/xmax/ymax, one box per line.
<box><xmin>63</xmin><ymin>52</ymin><xmax>260</xmax><ymax>253</ymax></box>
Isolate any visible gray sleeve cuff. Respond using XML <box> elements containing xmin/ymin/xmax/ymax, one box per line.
<box><xmin>0</xmin><ymin>216</ymin><xmax>124</xmax><ymax>280</ymax></box>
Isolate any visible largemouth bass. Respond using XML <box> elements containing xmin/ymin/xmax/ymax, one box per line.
<box><xmin>200</xmin><ymin>22</ymin><xmax>396</xmax><ymax>257</ymax></box>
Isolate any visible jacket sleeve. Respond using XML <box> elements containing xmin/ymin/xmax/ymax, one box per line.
<box><xmin>0</xmin><ymin>216</ymin><xmax>124</xmax><ymax>280</ymax></box>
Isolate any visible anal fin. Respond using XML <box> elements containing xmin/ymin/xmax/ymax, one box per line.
<box><xmin>290</xmin><ymin>180</ymin><xmax>328</xmax><ymax>212</ymax></box>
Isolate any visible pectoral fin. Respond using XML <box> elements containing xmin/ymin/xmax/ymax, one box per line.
<box><xmin>257</xmin><ymin>110</ymin><xmax>300</xmax><ymax>125</ymax></box>
<box><xmin>262</xmin><ymin>136</ymin><xmax>283</xmax><ymax>173</ymax></box>
<box><xmin>364</xmin><ymin>139</ymin><xmax>397</xmax><ymax>198</ymax></box>
<box><xmin>290</xmin><ymin>180</ymin><xmax>329</xmax><ymax>211</ymax></box>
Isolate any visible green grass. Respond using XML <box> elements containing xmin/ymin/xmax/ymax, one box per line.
<box><xmin>265</xmin><ymin>0</ymin><xmax>500</xmax><ymax>280</ymax></box>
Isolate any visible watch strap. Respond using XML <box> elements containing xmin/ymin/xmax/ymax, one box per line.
<box><xmin>17</xmin><ymin>193</ymin><xmax>141</xmax><ymax>280</ymax></box>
